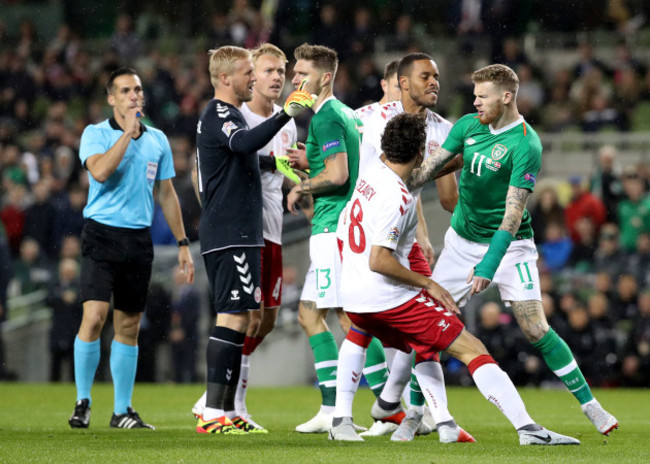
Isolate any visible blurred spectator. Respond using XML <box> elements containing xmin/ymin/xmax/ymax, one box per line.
<box><xmin>540</xmin><ymin>222</ymin><xmax>573</xmax><ymax>273</ymax></box>
<box><xmin>564</xmin><ymin>176</ymin><xmax>607</xmax><ymax>243</ymax></box>
<box><xmin>581</xmin><ymin>93</ymin><xmax>627</xmax><ymax>132</ymax></box>
<box><xmin>150</xmin><ymin>201</ymin><xmax>176</xmax><ymax>246</ymax></box>
<box><xmin>169</xmin><ymin>265</ymin><xmax>200</xmax><ymax>383</ymax></box>
<box><xmin>515</xmin><ymin>63</ymin><xmax>544</xmax><ymax>124</ymax></box>
<box><xmin>311</xmin><ymin>4</ymin><xmax>349</xmax><ymax>59</ymax></box>
<box><xmin>352</xmin><ymin>56</ymin><xmax>382</xmax><ymax>108</ymax></box>
<box><xmin>564</xmin><ymin>304</ymin><xmax>599</xmax><ymax>382</ymax></box>
<box><xmin>0</xmin><ymin>223</ymin><xmax>13</xmax><ymax>380</ymax></box>
<box><xmin>349</xmin><ymin>7</ymin><xmax>375</xmax><ymax>58</ymax></box>
<box><xmin>55</xmin><ymin>184</ymin><xmax>86</xmax><ymax>240</ymax></box>
<box><xmin>208</xmin><ymin>11</ymin><xmax>233</xmax><ymax>47</ymax></box>
<box><xmin>11</xmin><ymin>237</ymin><xmax>53</xmax><ymax>295</ymax></box>
<box><xmin>22</xmin><ymin>178</ymin><xmax>59</xmax><ymax>258</ymax></box>
<box><xmin>617</xmin><ymin>168</ymin><xmax>650</xmax><ymax>252</ymax></box>
<box><xmin>627</xmin><ymin>233</ymin><xmax>650</xmax><ymax>287</ymax></box>
<box><xmin>540</xmin><ymin>84</ymin><xmax>576</xmax><ymax>132</ymax></box>
<box><xmin>499</xmin><ymin>37</ymin><xmax>530</xmax><ymax>71</ymax></box>
<box><xmin>109</xmin><ymin>14</ymin><xmax>143</xmax><ymax>62</ymax></box>
<box><xmin>590</xmin><ymin>145</ymin><xmax>623</xmax><ymax>222</ymax></box>
<box><xmin>568</xmin><ymin>217</ymin><xmax>597</xmax><ymax>274</ymax></box>
<box><xmin>542</xmin><ymin>292</ymin><xmax>569</xmax><ymax>340</ymax></box>
<box><xmin>0</xmin><ymin>182</ymin><xmax>28</xmax><ymax>256</ymax></box>
<box><xmin>387</xmin><ymin>14</ymin><xmax>415</xmax><ymax>52</ymax></box>
<box><xmin>46</xmin><ymin>257</ymin><xmax>82</xmax><ymax>381</ymax></box>
<box><xmin>170</xmin><ymin>137</ymin><xmax>200</xmax><ymax>241</ymax></box>
<box><xmin>593</xmin><ymin>223</ymin><xmax>628</xmax><ymax>279</ymax></box>
<box><xmin>474</xmin><ymin>301</ymin><xmax>522</xmax><ymax>381</ymax></box>
<box><xmin>586</xmin><ymin>291</ymin><xmax>619</xmax><ymax>385</ymax></box>
<box><xmin>136</xmin><ymin>282</ymin><xmax>171</xmax><ymax>382</ymax></box>
<box><xmin>572</xmin><ymin>42</ymin><xmax>610</xmax><ymax>79</ymax></box>
<box><xmin>530</xmin><ymin>185</ymin><xmax>564</xmax><ymax>244</ymax></box>
<box><xmin>611</xmin><ymin>273</ymin><xmax>639</xmax><ymax>323</ymax></box>
<box><xmin>59</xmin><ymin>235</ymin><xmax>81</xmax><ymax>262</ymax></box>
<box><xmin>453</xmin><ymin>0</ymin><xmax>484</xmax><ymax>36</ymax></box>
<box><xmin>620</xmin><ymin>289</ymin><xmax>650</xmax><ymax>387</ymax></box>
<box><xmin>281</xmin><ymin>265</ymin><xmax>300</xmax><ymax>315</ymax></box>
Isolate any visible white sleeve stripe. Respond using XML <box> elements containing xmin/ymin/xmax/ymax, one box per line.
<box><xmin>228</xmin><ymin>128</ymin><xmax>245</xmax><ymax>150</ymax></box>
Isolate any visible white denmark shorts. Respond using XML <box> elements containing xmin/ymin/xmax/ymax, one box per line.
<box><xmin>300</xmin><ymin>232</ymin><xmax>342</xmax><ymax>309</ymax></box>
<box><xmin>432</xmin><ymin>228</ymin><xmax>542</xmax><ymax>306</ymax></box>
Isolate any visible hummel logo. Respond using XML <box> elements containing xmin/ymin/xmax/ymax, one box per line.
<box><xmin>351</xmin><ymin>371</ymin><xmax>361</xmax><ymax>383</ymax></box>
<box><xmin>529</xmin><ymin>433</ymin><xmax>552</xmax><ymax>443</ymax></box>
<box><xmin>466</xmin><ymin>138</ymin><xmax>476</xmax><ymax>145</ymax></box>
<box><xmin>226</xmin><ymin>368</ymin><xmax>233</xmax><ymax>381</ymax></box>
<box><xmin>231</xmin><ymin>290</ymin><xmax>240</xmax><ymax>301</ymax></box>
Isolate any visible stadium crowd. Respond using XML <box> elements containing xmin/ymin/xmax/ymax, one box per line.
<box><xmin>1</xmin><ymin>1</ymin><xmax>650</xmax><ymax>387</ymax></box>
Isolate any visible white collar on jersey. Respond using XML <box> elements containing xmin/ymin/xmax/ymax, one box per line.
<box><xmin>314</xmin><ymin>95</ymin><xmax>336</xmax><ymax>114</ymax></box>
<box><xmin>488</xmin><ymin>115</ymin><xmax>525</xmax><ymax>135</ymax></box>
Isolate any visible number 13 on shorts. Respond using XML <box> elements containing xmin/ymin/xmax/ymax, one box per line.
<box><xmin>316</xmin><ymin>268</ymin><xmax>331</xmax><ymax>297</ymax></box>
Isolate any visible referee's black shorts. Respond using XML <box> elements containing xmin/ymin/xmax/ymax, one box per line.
<box><xmin>203</xmin><ymin>247</ymin><xmax>262</xmax><ymax>314</ymax></box>
<box><xmin>80</xmin><ymin>219</ymin><xmax>153</xmax><ymax>312</ymax></box>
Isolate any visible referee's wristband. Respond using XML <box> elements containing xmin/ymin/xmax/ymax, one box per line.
<box><xmin>474</xmin><ymin>230</ymin><xmax>514</xmax><ymax>280</ymax></box>
<box><xmin>177</xmin><ymin>237</ymin><xmax>190</xmax><ymax>247</ymax></box>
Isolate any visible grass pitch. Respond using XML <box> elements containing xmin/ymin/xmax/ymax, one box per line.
<box><xmin>0</xmin><ymin>383</ymin><xmax>647</xmax><ymax>464</ymax></box>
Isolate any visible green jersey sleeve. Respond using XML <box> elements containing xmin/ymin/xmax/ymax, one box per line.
<box><xmin>510</xmin><ymin>123</ymin><xmax>542</xmax><ymax>192</ymax></box>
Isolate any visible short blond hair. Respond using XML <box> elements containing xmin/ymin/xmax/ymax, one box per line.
<box><xmin>294</xmin><ymin>43</ymin><xmax>338</xmax><ymax>75</ymax></box>
<box><xmin>251</xmin><ymin>43</ymin><xmax>287</xmax><ymax>64</ymax></box>
<box><xmin>472</xmin><ymin>64</ymin><xmax>519</xmax><ymax>94</ymax></box>
<box><xmin>208</xmin><ymin>46</ymin><xmax>251</xmax><ymax>88</ymax></box>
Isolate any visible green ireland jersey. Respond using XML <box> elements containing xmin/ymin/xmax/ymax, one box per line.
<box><xmin>306</xmin><ymin>98</ymin><xmax>362</xmax><ymax>235</ymax></box>
<box><xmin>442</xmin><ymin>113</ymin><xmax>542</xmax><ymax>243</ymax></box>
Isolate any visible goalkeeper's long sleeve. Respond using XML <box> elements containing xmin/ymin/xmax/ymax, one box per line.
<box><xmin>228</xmin><ymin>111</ymin><xmax>291</xmax><ymax>155</ymax></box>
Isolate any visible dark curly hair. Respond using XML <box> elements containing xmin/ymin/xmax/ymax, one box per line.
<box><xmin>380</xmin><ymin>113</ymin><xmax>427</xmax><ymax>164</ymax></box>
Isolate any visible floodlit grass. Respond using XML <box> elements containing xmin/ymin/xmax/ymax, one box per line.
<box><xmin>0</xmin><ymin>383</ymin><xmax>647</xmax><ymax>464</ymax></box>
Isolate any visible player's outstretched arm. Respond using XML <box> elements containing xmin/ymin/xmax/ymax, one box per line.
<box><xmin>407</xmin><ymin>146</ymin><xmax>458</xmax><ymax>191</ymax></box>
<box><xmin>469</xmin><ymin>185</ymin><xmax>531</xmax><ymax>294</ymax></box>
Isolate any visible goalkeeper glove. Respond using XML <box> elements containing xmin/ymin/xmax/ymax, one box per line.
<box><xmin>284</xmin><ymin>79</ymin><xmax>316</xmax><ymax>117</ymax></box>
<box><xmin>275</xmin><ymin>155</ymin><xmax>301</xmax><ymax>184</ymax></box>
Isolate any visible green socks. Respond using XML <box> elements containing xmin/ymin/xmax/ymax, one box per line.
<box><xmin>533</xmin><ymin>328</ymin><xmax>594</xmax><ymax>404</ymax></box>
<box><xmin>363</xmin><ymin>337</ymin><xmax>389</xmax><ymax>398</ymax></box>
<box><xmin>309</xmin><ymin>331</ymin><xmax>338</xmax><ymax>407</ymax></box>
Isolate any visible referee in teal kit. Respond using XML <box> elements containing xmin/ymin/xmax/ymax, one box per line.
<box><xmin>68</xmin><ymin>67</ymin><xmax>194</xmax><ymax>430</ymax></box>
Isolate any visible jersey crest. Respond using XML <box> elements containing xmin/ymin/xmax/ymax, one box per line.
<box><xmin>491</xmin><ymin>144</ymin><xmax>508</xmax><ymax>160</ymax></box>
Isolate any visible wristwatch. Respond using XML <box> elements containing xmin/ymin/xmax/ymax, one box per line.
<box><xmin>177</xmin><ymin>237</ymin><xmax>190</xmax><ymax>247</ymax></box>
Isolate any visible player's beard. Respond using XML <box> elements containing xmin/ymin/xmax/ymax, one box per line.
<box><xmin>412</xmin><ymin>89</ymin><xmax>438</xmax><ymax>111</ymax></box>
<box><xmin>478</xmin><ymin>101</ymin><xmax>504</xmax><ymax>125</ymax></box>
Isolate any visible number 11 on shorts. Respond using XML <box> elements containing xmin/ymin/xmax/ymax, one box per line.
<box><xmin>515</xmin><ymin>262</ymin><xmax>534</xmax><ymax>290</ymax></box>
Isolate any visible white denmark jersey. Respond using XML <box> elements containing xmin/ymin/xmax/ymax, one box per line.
<box><xmin>354</xmin><ymin>102</ymin><xmax>382</xmax><ymax>124</ymax></box>
<box><xmin>241</xmin><ymin>102</ymin><xmax>298</xmax><ymax>244</ymax></box>
<box><xmin>359</xmin><ymin>101</ymin><xmax>452</xmax><ymax>199</ymax></box>
<box><xmin>340</xmin><ymin>163</ymin><xmax>420</xmax><ymax>313</ymax></box>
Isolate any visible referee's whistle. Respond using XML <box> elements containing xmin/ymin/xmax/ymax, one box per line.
<box><xmin>136</xmin><ymin>112</ymin><xmax>142</xmax><ymax>118</ymax></box>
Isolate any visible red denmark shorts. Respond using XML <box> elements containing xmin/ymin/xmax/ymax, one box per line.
<box><xmin>261</xmin><ymin>239</ymin><xmax>282</xmax><ymax>308</ymax></box>
<box><xmin>347</xmin><ymin>290</ymin><xmax>464</xmax><ymax>361</ymax></box>
<box><xmin>408</xmin><ymin>241</ymin><xmax>432</xmax><ymax>277</ymax></box>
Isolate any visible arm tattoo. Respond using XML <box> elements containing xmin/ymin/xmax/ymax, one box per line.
<box><xmin>407</xmin><ymin>147</ymin><xmax>457</xmax><ymax>191</ymax></box>
<box><xmin>299</xmin><ymin>152</ymin><xmax>342</xmax><ymax>195</ymax></box>
<box><xmin>499</xmin><ymin>186</ymin><xmax>530</xmax><ymax>235</ymax></box>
